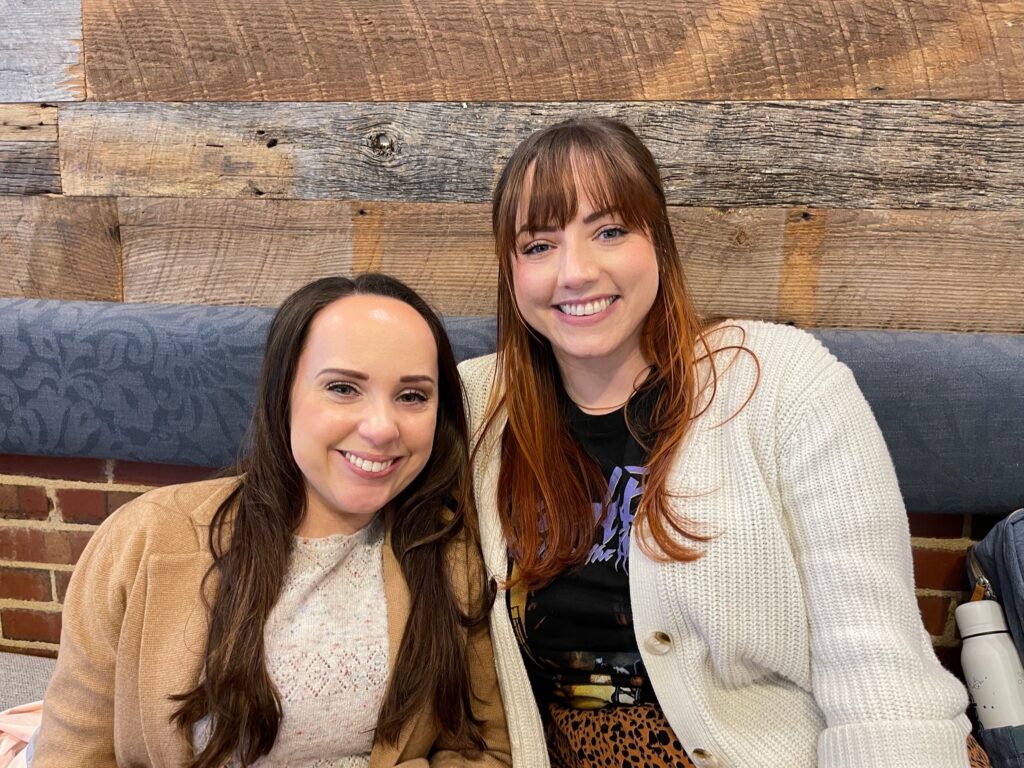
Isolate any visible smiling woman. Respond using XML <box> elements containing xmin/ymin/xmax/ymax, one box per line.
<box><xmin>462</xmin><ymin>117</ymin><xmax>983</xmax><ymax>768</ymax></box>
<box><xmin>31</xmin><ymin>275</ymin><xmax>510</xmax><ymax>768</ymax></box>
<box><xmin>288</xmin><ymin>294</ymin><xmax>440</xmax><ymax>537</ymax></box>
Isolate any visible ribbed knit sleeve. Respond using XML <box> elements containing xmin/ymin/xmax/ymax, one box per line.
<box><xmin>777</xmin><ymin>359</ymin><xmax>971</xmax><ymax>767</ymax></box>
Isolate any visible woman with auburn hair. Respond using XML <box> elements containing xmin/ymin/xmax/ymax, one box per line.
<box><xmin>33</xmin><ymin>275</ymin><xmax>510</xmax><ymax>767</ymax></box>
<box><xmin>459</xmin><ymin>117</ymin><xmax>986</xmax><ymax>768</ymax></box>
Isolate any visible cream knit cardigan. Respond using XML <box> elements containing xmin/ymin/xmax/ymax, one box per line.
<box><xmin>458</xmin><ymin>320</ymin><xmax>971</xmax><ymax>768</ymax></box>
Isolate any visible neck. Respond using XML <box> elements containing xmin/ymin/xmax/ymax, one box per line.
<box><xmin>556</xmin><ymin>347</ymin><xmax>651</xmax><ymax>415</ymax></box>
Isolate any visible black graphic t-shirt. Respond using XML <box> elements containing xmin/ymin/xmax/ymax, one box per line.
<box><xmin>507</xmin><ymin>385</ymin><xmax>660</xmax><ymax>709</ymax></box>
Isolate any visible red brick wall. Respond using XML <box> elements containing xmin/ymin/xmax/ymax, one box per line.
<box><xmin>0</xmin><ymin>454</ymin><xmax>214</xmax><ymax>657</ymax></box>
<box><xmin>0</xmin><ymin>452</ymin><xmax>983</xmax><ymax>677</ymax></box>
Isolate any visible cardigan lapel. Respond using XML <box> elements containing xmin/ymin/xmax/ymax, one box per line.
<box><xmin>135</xmin><ymin>550</ymin><xmax>214</xmax><ymax>766</ymax></box>
<box><xmin>368</xmin><ymin>528</ymin><xmax>424</xmax><ymax>767</ymax></box>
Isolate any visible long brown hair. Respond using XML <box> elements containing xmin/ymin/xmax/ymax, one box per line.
<box><xmin>172</xmin><ymin>275</ymin><xmax>490</xmax><ymax>767</ymax></box>
<box><xmin>482</xmin><ymin>116</ymin><xmax>745</xmax><ymax>590</ymax></box>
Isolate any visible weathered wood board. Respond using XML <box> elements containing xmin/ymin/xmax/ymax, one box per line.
<box><xmin>0</xmin><ymin>142</ymin><xmax>61</xmax><ymax>194</ymax></box>
<box><xmin>118</xmin><ymin>198</ymin><xmax>497</xmax><ymax>312</ymax></box>
<box><xmin>0</xmin><ymin>196</ymin><xmax>120</xmax><ymax>301</ymax></box>
<box><xmin>118</xmin><ymin>198</ymin><xmax>355</xmax><ymax>306</ymax></box>
<box><xmin>114</xmin><ymin>199</ymin><xmax>1024</xmax><ymax>331</ymax></box>
<box><xmin>0</xmin><ymin>105</ymin><xmax>59</xmax><ymax>141</ymax></box>
<box><xmin>677</xmin><ymin>207</ymin><xmax>1024</xmax><ymax>331</ymax></box>
<box><xmin>80</xmin><ymin>0</ymin><xmax>1024</xmax><ymax>101</ymax></box>
<box><xmin>59</xmin><ymin>101</ymin><xmax>1024</xmax><ymax>208</ymax></box>
<box><xmin>0</xmin><ymin>0</ymin><xmax>84</xmax><ymax>102</ymax></box>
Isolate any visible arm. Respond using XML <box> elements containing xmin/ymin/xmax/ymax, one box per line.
<box><xmin>31</xmin><ymin>516</ymin><xmax>127</xmax><ymax>768</ymax></box>
<box><xmin>779</xmin><ymin>363</ymin><xmax>971</xmax><ymax>767</ymax></box>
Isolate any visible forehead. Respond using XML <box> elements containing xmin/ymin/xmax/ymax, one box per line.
<box><xmin>299</xmin><ymin>295</ymin><xmax>438</xmax><ymax>375</ymax></box>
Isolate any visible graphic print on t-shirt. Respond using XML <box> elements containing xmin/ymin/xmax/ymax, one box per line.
<box><xmin>586</xmin><ymin>465</ymin><xmax>645</xmax><ymax>571</ymax></box>
<box><xmin>508</xmin><ymin>458</ymin><xmax>656</xmax><ymax>709</ymax></box>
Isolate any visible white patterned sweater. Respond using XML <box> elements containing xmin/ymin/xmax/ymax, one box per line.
<box><xmin>458</xmin><ymin>320</ymin><xmax>971</xmax><ymax>768</ymax></box>
<box><xmin>194</xmin><ymin>517</ymin><xmax>388</xmax><ymax>768</ymax></box>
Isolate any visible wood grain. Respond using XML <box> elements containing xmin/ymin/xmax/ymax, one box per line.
<box><xmin>0</xmin><ymin>143</ymin><xmax>61</xmax><ymax>194</ymax></box>
<box><xmin>118</xmin><ymin>198</ymin><xmax>353</xmax><ymax>306</ymax></box>
<box><xmin>677</xmin><ymin>207</ymin><xmax>1024</xmax><ymax>331</ymax></box>
<box><xmin>0</xmin><ymin>105</ymin><xmax>59</xmax><ymax>142</ymax></box>
<box><xmin>0</xmin><ymin>0</ymin><xmax>84</xmax><ymax>101</ymax></box>
<box><xmin>0</xmin><ymin>197</ymin><xmax>120</xmax><ymax>301</ymax></box>
<box><xmin>58</xmin><ymin>101</ymin><xmax>1024</xmax><ymax>209</ymax></box>
<box><xmin>80</xmin><ymin>0</ymin><xmax>1024</xmax><ymax>101</ymax></box>
<box><xmin>113</xmin><ymin>199</ymin><xmax>1024</xmax><ymax>331</ymax></box>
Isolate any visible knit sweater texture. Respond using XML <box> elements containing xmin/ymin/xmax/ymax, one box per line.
<box><xmin>458</xmin><ymin>320</ymin><xmax>971</xmax><ymax>768</ymax></box>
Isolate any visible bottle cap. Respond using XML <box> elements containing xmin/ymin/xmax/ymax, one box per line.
<box><xmin>956</xmin><ymin>600</ymin><xmax>1010</xmax><ymax>638</ymax></box>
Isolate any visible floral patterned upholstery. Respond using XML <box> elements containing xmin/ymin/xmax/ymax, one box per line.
<box><xmin>0</xmin><ymin>299</ymin><xmax>1020</xmax><ymax>515</ymax></box>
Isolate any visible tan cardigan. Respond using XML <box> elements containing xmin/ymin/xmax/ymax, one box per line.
<box><xmin>33</xmin><ymin>477</ymin><xmax>510</xmax><ymax>768</ymax></box>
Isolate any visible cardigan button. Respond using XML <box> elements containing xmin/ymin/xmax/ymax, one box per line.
<box><xmin>643</xmin><ymin>630</ymin><xmax>672</xmax><ymax>655</ymax></box>
<box><xmin>691</xmin><ymin>749</ymin><xmax>722</xmax><ymax>768</ymax></box>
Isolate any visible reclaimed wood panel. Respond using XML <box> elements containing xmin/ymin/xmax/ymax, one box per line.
<box><xmin>80</xmin><ymin>0</ymin><xmax>1024</xmax><ymax>101</ymax></box>
<box><xmin>118</xmin><ymin>198</ymin><xmax>354</xmax><ymax>306</ymax></box>
<box><xmin>0</xmin><ymin>142</ymin><xmax>60</xmax><ymax>195</ymax></box>
<box><xmin>114</xmin><ymin>199</ymin><xmax>1024</xmax><ymax>331</ymax></box>
<box><xmin>677</xmin><ymin>207</ymin><xmax>1024</xmax><ymax>331</ymax></box>
<box><xmin>58</xmin><ymin>101</ymin><xmax>1024</xmax><ymax>208</ymax></box>
<box><xmin>0</xmin><ymin>105</ymin><xmax>59</xmax><ymax>142</ymax></box>
<box><xmin>0</xmin><ymin>197</ymin><xmax>120</xmax><ymax>301</ymax></box>
<box><xmin>119</xmin><ymin>198</ymin><xmax>496</xmax><ymax>312</ymax></box>
<box><xmin>0</xmin><ymin>0</ymin><xmax>84</xmax><ymax>101</ymax></box>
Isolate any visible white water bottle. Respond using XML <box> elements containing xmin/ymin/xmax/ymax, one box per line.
<box><xmin>956</xmin><ymin>600</ymin><xmax>1024</xmax><ymax>729</ymax></box>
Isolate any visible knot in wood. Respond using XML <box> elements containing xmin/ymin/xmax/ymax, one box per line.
<box><xmin>367</xmin><ymin>131</ymin><xmax>398</xmax><ymax>158</ymax></box>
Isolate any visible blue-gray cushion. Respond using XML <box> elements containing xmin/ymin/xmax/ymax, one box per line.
<box><xmin>0</xmin><ymin>299</ymin><xmax>1021</xmax><ymax>515</ymax></box>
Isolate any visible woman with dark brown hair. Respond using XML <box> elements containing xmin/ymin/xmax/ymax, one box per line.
<box><xmin>33</xmin><ymin>275</ymin><xmax>510</xmax><ymax>767</ymax></box>
<box><xmin>459</xmin><ymin>118</ymin><xmax>985</xmax><ymax>768</ymax></box>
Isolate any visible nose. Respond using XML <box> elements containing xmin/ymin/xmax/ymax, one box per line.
<box><xmin>358</xmin><ymin>399</ymin><xmax>400</xmax><ymax>445</ymax></box>
<box><xmin>559</xmin><ymin>235</ymin><xmax>599</xmax><ymax>288</ymax></box>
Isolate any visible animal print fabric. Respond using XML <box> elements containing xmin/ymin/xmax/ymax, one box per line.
<box><xmin>545</xmin><ymin>702</ymin><xmax>693</xmax><ymax>768</ymax></box>
<box><xmin>545</xmin><ymin>702</ymin><xmax>991</xmax><ymax>768</ymax></box>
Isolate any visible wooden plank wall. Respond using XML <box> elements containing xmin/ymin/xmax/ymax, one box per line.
<box><xmin>1</xmin><ymin>0</ymin><xmax>1022</xmax><ymax>332</ymax></box>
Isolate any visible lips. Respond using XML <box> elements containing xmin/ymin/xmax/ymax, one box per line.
<box><xmin>556</xmin><ymin>296</ymin><xmax>618</xmax><ymax>317</ymax></box>
<box><xmin>340</xmin><ymin>450</ymin><xmax>398</xmax><ymax>474</ymax></box>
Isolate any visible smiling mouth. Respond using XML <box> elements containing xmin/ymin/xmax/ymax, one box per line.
<box><xmin>556</xmin><ymin>296</ymin><xmax>619</xmax><ymax>317</ymax></box>
<box><xmin>341</xmin><ymin>451</ymin><xmax>397</xmax><ymax>474</ymax></box>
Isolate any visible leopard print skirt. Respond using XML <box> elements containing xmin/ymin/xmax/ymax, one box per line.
<box><xmin>546</xmin><ymin>701</ymin><xmax>992</xmax><ymax>768</ymax></box>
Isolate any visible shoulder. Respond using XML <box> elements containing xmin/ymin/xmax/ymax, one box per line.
<box><xmin>697</xmin><ymin>320</ymin><xmax>861</xmax><ymax>437</ymax></box>
<box><xmin>703</xmin><ymin>319</ymin><xmax>844</xmax><ymax>395</ymax></box>
<box><xmin>457</xmin><ymin>353</ymin><xmax>498</xmax><ymax>396</ymax></box>
<box><xmin>457</xmin><ymin>353</ymin><xmax>499</xmax><ymax>431</ymax></box>
<box><xmin>96</xmin><ymin>476</ymin><xmax>241</xmax><ymax>558</ymax></box>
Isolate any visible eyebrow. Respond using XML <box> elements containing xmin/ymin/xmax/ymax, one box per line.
<box><xmin>317</xmin><ymin>368</ymin><xmax>435</xmax><ymax>385</ymax></box>
<box><xmin>516</xmin><ymin>208</ymin><xmax>616</xmax><ymax>238</ymax></box>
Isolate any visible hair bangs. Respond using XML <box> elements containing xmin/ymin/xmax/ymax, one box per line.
<box><xmin>516</xmin><ymin>142</ymin><xmax>660</xmax><ymax>246</ymax></box>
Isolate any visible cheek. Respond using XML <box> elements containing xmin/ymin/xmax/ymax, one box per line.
<box><xmin>511</xmin><ymin>263</ymin><xmax>546</xmax><ymax>318</ymax></box>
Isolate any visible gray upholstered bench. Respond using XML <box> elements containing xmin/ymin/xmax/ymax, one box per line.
<box><xmin>1</xmin><ymin>298</ymin><xmax>1022</xmax><ymax>701</ymax></box>
<box><xmin>0</xmin><ymin>653</ymin><xmax>57</xmax><ymax>711</ymax></box>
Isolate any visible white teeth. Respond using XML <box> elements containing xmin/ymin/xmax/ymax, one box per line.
<box><xmin>559</xmin><ymin>297</ymin><xmax>615</xmax><ymax>316</ymax></box>
<box><xmin>342</xmin><ymin>452</ymin><xmax>395</xmax><ymax>473</ymax></box>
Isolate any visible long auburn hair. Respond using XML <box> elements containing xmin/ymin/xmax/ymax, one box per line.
<box><xmin>481</xmin><ymin>116</ymin><xmax>747</xmax><ymax>590</ymax></box>
<box><xmin>172</xmin><ymin>274</ymin><xmax>490</xmax><ymax>767</ymax></box>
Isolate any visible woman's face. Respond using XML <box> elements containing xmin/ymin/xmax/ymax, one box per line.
<box><xmin>288</xmin><ymin>295</ymin><xmax>439</xmax><ymax>537</ymax></box>
<box><xmin>511</xmin><ymin>174</ymin><xmax>660</xmax><ymax>377</ymax></box>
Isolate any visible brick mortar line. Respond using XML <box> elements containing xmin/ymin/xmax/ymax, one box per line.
<box><xmin>916</xmin><ymin>588</ymin><xmax>966</xmax><ymax>598</ymax></box>
<box><xmin>0</xmin><ymin>637</ymin><xmax>59</xmax><ymax>652</ymax></box>
<box><xmin>0</xmin><ymin>560</ymin><xmax>76</xmax><ymax>571</ymax></box>
<box><xmin>0</xmin><ymin>518</ymin><xmax>103</xmax><ymax>531</ymax></box>
<box><xmin>909</xmin><ymin>537</ymin><xmax>975</xmax><ymax>550</ymax></box>
<box><xmin>0</xmin><ymin>472</ymin><xmax>156</xmax><ymax>493</ymax></box>
<box><xmin>0</xmin><ymin>598</ymin><xmax>62</xmax><ymax>612</ymax></box>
